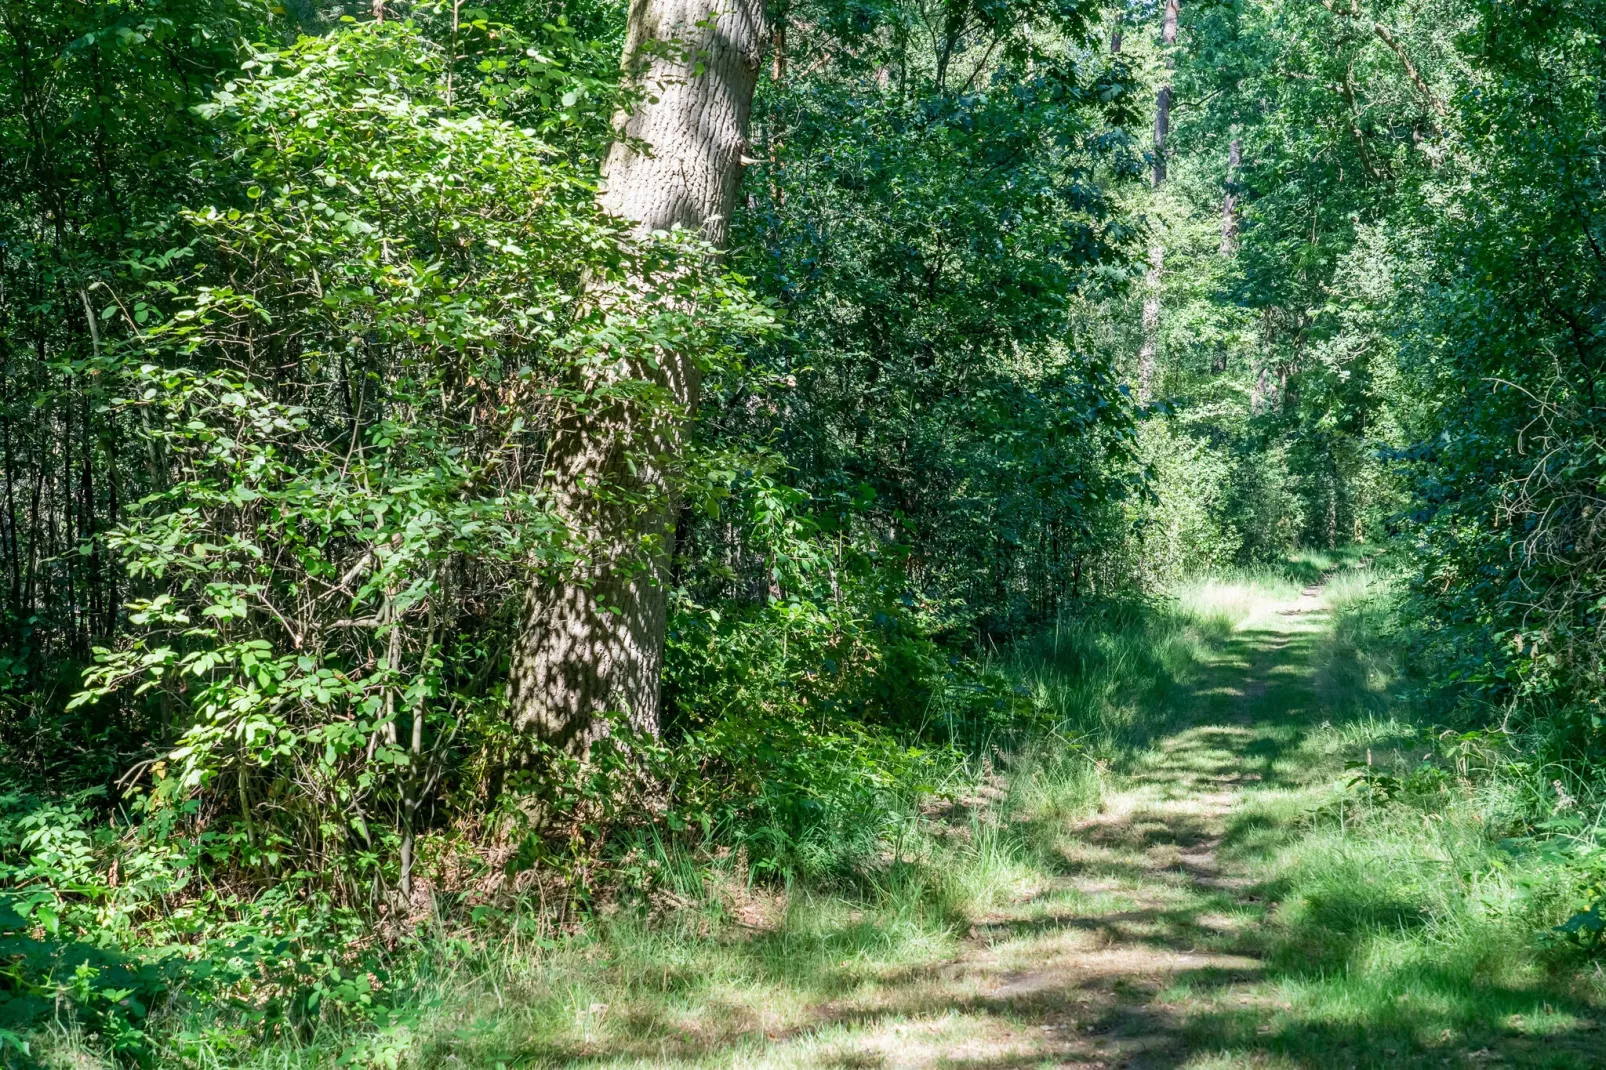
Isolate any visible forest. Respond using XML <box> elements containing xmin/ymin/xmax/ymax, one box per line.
<box><xmin>0</xmin><ymin>0</ymin><xmax>1604</xmax><ymax>1064</ymax></box>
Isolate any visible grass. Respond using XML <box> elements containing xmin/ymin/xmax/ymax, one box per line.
<box><xmin>1156</xmin><ymin>563</ymin><xmax>1606</xmax><ymax>1068</ymax></box>
<box><xmin>36</xmin><ymin>551</ymin><xmax>1606</xmax><ymax>1068</ymax></box>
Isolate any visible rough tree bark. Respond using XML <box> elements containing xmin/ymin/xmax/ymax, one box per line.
<box><xmin>507</xmin><ymin>0</ymin><xmax>767</xmax><ymax>752</ymax></box>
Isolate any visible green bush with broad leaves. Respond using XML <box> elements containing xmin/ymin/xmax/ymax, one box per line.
<box><xmin>0</xmin><ymin>17</ymin><xmax>775</xmax><ymax>1060</ymax></box>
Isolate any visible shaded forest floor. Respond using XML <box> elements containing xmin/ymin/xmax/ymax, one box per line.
<box><xmin>226</xmin><ymin>570</ymin><xmax>1606</xmax><ymax>1070</ymax></box>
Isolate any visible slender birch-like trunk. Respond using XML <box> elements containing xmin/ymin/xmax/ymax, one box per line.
<box><xmin>1221</xmin><ymin>137</ymin><xmax>1241</xmax><ymax>255</ymax></box>
<box><xmin>1137</xmin><ymin>0</ymin><xmax>1179</xmax><ymax>403</ymax></box>
<box><xmin>1151</xmin><ymin>0</ymin><xmax>1179</xmax><ymax>187</ymax></box>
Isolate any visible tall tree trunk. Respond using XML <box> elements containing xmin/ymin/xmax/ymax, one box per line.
<box><xmin>1</xmin><ymin>352</ymin><xmax>19</xmax><ymax>639</ymax></box>
<box><xmin>507</xmin><ymin>0</ymin><xmax>766</xmax><ymax>753</ymax></box>
<box><xmin>1220</xmin><ymin>136</ymin><xmax>1241</xmax><ymax>255</ymax></box>
<box><xmin>1151</xmin><ymin>0</ymin><xmax>1179</xmax><ymax>187</ymax></box>
<box><xmin>1137</xmin><ymin>0</ymin><xmax>1180</xmax><ymax>403</ymax></box>
<box><xmin>1108</xmin><ymin>3</ymin><xmax>1123</xmax><ymax>428</ymax></box>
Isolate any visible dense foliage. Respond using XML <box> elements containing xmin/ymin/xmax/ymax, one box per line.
<box><xmin>2</xmin><ymin>0</ymin><xmax>1606</xmax><ymax>1062</ymax></box>
<box><xmin>720</xmin><ymin>0</ymin><xmax>1146</xmax><ymax>635</ymax></box>
<box><xmin>0</xmin><ymin>0</ymin><xmax>1151</xmax><ymax>1059</ymax></box>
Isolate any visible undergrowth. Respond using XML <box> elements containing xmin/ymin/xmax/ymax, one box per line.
<box><xmin>17</xmin><ymin>555</ymin><xmax>1606</xmax><ymax>1068</ymax></box>
<box><xmin>13</xmin><ymin>573</ymin><xmax>1279</xmax><ymax>1068</ymax></box>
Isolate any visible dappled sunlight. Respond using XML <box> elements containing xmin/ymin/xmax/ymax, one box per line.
<box><xmin>402</xmin><ymin>573</ymin><xmax>1606</xmax><ymax>1070</ymax></box>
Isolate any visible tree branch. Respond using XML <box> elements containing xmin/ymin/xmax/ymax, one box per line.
<box><xmin>1317</xmin><ymin>0</ymin><xmax>1445</xmax><ymax>117</ymax></box>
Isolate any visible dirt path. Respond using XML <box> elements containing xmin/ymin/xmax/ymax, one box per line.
<box><xmin>833</xmin><ymin>585</ymin><xmax>1337</xmax><ymax>1069</ymax></box>
<box><xmin>688</xmin><ymin>582</ymin><xmax>1347</xmax><ymax>1070</ymax></box>
<box><xmin>761</xmin><ymin>579</ymin><xmax>1604</xmax><ymax>1070</ymax></box>
<box><xmin>485</xmin><ymin>580</ymin><xmax>1603</xmax><ymax>1069</ymax></box>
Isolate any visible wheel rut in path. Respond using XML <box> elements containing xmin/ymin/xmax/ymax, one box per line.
<box><xmin>910</xmin><ymin>584</ymin><xmax>1331</xmax><ymax>1068</ymax></box>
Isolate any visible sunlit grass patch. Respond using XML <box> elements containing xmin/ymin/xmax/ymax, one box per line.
<box><xmin>1175</xmin><ymin>572</ymin><xmax>1304</xmax><ymax>623</ymax></box>
<box><xmin>400</xmin><ymin>763</ymin><xmax>1113</xmax><ymax>1067</ymax></box>
<box><xmin>1281</xmin><ymin>544</ymin><xmax>1377</xmax><ymax>586</ymax></box>
<box><xmin>1173</xmin><ymin>1051</ymin><xmax>1303</xmax><ymax>1069</ymax></box>
<box><xmin>390</xmin><ymin>889</ymin><xmax>976</xmax><ymax>1066</ymax></box>
<box><xmin>1006</xmin><ymin>600</ymin><xmax>1238</xmax><ymax>746</ymax></box>
<box><xmin>1172</xmin><ymin>937</ymin><xmax>1603</xmax><ymax>1067</ymax></box>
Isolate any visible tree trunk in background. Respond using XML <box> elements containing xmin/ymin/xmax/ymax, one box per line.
<box><xmin>1137</xmin><ymin>245</ymin><xmax>1163</xmax><ymax>402</ymax></box>
<box><xmin>1220</xmin><ymin>137</ymin><xmax>1241</xmax><ymax>255</ymax></box>
<box><xmin>1213</xmin><ymin>140</ymin><xmax>1237</xmax><ymax>374</ymax></box>
<box><xmin>1151</xmin><ymin>0</ymin><xmax>1179</xmax><ymax>187</ymax></box>
<box><xmin>507</xmin><ymin>0</ymin><xmax>766</xmax><ymax>753</ymax></box>
<box><xmin>1137</xmin><ymin>0</ymin><xmax>1179</xmax><ymax>403</ymax></box>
